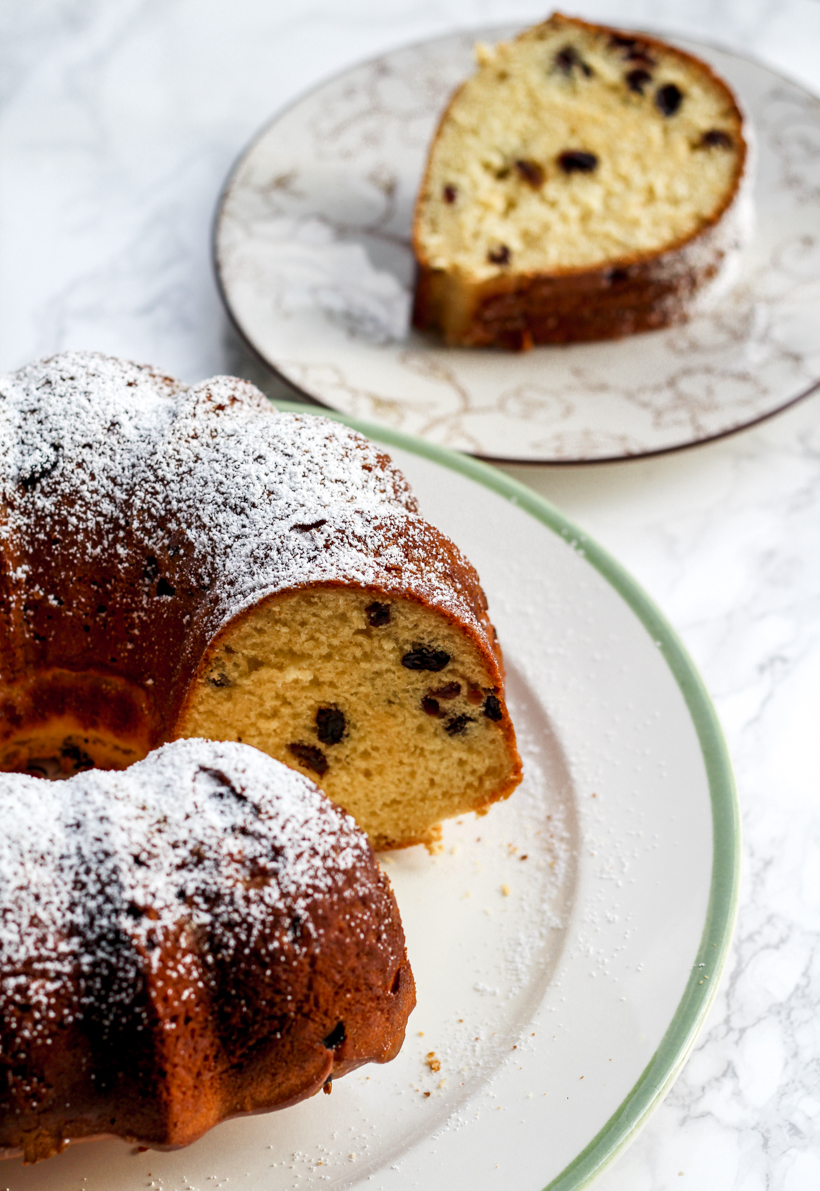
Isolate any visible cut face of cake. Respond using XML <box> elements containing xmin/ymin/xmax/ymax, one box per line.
<box><xmin>413</xmin><ymin>13</ymin><xmax>751</xmax><ymax>347</ymax></box>
<box><xmin>177</xmin><ymin>586</ymin><xmax>518</xmax><ymax>852</ymax></box>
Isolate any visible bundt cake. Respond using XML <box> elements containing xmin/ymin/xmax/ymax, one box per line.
<box><xmin>412</xmin><ymin>12</ymin><xmax>751</xmax><ymax>348</ymax></box>
<box><xmin>0</xmin><ymin>352</ymin><xmax>521</xmax><ymax>849</ymax></box>
<box><xmin>0</xmin><ymin>738</ymin><xmax>414</xmax><ymax>1163</ymax></box>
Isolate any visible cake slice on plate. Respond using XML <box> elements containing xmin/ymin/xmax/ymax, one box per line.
<box><xmin>413</xmin><ymin>13</ymin><xmax>751</xmax><ymax>348</ymax></box>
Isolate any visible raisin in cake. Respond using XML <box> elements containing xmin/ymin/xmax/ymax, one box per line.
<box><xmin>0</xmin><ymin>739</ymin><xmax>414</xmax><ymax>1162</ymax></box>
<box><xmin>413</xmin><ymin>12</ymin><xmax>751</xmax><ymax>348</ymax></box>
<box><xmin>0</xmin><ymin>352</ymin><xmax>521</xmax><ymax>850</ymax></box>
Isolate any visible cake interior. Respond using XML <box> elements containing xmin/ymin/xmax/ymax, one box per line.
<box><xmin>178</xmin><ymin>587</ymin><xmax>518</xmax><ymax>850</ymax></box>
<box><xmin>416</xmin><ymin>19</ymin><xmax>744</xmax><ymax>280</ymax></box>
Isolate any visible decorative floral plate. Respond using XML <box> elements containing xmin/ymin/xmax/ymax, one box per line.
<box><xmin>214</xmin><ymin>28</ymin><xmax>820</xmax><ymax>463</ymax></box>
<box><xmin>3</xmin><ymin>409</ymin><xmax>739</xmax><ymax>1190</ymax></box>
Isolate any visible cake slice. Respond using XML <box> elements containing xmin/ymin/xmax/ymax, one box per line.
<box><xmin>412</xmin><ymin>13</ymin><xmax>750</xmax><ymax>348</ymax></box>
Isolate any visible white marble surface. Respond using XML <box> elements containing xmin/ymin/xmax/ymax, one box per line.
<box><xmin>1</xmin><ymin>1</ymin><xmax>819</xmax><ymax>1188</ymax></box>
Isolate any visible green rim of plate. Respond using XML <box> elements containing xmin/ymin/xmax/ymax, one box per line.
<box><xmin>273</xmin><ymin>399</ymin><xmax>742</xmax><ymax>1191</ymax></box>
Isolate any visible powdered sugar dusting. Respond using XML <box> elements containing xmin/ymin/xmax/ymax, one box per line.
<box><xmin>0</xmin><ymin>352</ymin><xmax>488</xmax><ymax>689</ymax></box>
<box><xmin>0</xmin><ymin>739</ymin><xmax>374</xmax><ymax>1047</ymax></box>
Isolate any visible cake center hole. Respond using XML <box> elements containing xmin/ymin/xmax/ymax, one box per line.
<box><xmin>1</xmin><ymin>671</ymin><xmax>156</xmax><ymax>779</ymax></box>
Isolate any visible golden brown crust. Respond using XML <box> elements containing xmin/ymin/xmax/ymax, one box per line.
<box><xmin>412</xmin><ymin>13</ymin><xmax>749</xmax><ymax>348</ymax></box>
<box><xmin>3</xmin><ymin>898</ymin><xmax>413</xmax><ymax>1162</ymax></box>
<box><xmin>413</xmin><ymin>211</ymin><xmax>738</xmax><ymax>347</ymax></box>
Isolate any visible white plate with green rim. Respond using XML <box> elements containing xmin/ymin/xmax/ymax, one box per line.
<box><xmin>4</xmin><ymin>407</ymin><xmax>739</xmax><ymax>1191</ymax></box>
<box><xmin>214</xmin><ymin>26</ymin><xmax>820</xmax><ymax>464</ymax></box>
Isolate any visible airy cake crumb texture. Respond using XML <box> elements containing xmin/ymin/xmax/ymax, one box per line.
<box><xmin>415</xmin><ymin>15</ymin><xmax>745</xmax><ymax>279</ymax></box>
<box><xmin>179</xmin><ymin>588</ymin><xmax>516</xmax><ymax>851</ymax></box>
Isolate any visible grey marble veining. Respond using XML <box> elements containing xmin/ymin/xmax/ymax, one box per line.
<box><xmin>1</xmin><ymin>1</ymin><xmax>819</xmax><ymax>1188</ymax></box>
<box><xmin>505</xmin><ymin>391</ymin><xmax>820</xmax><ymax>1190</ymax></box>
